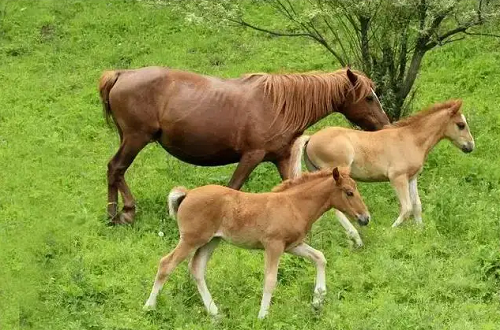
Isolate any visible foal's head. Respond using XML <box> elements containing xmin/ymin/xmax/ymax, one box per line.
<box><xmin>332</xmin><ymin>167</ymin><xmax>371</xmax><ymax>226</ymax></box>
<box><xmin>341</xmin><ymin>69</ymin><xmax>390</xmax><ymax>131</ymax></box>
<box><xmin>443</xmin><ymin>100</ymin><xmax>475</xmax><ymax>153</ymax></box>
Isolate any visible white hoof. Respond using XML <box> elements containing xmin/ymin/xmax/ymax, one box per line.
<box><xmin>312</xmin><ymin>289</ymin><xmax>326</xmax><ymax>308</ymax></box>
<box><xmin>208</xmin><ymin>305</ymin><xmax>219</xmax><ymax>316</ymax></box>
<box><xmin>143</xmin><ymin>301</ymin><xmax>156</xmax><ymax>311</ymax></box>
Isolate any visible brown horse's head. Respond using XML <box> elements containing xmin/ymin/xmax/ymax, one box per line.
<box><xmin>340</xmin><ymin>69</ymin><xmax>389</xmax><ymax>131</ymax></box>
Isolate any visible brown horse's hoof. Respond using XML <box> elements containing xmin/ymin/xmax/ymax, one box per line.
<box><xmin>107</xmin><ymin>212</ymin><xmax>134</xmax><ymax>226</ymax></box>
<box><xmin>119</xmin><ymin>212</ymin><xmax>134</xmax><ymax>224</ymax></box>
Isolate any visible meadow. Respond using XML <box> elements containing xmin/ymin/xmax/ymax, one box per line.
<box><xmin>0</xmin><ymin>0</ymin><xmax>499</xmax><ymax>329</ymax></box>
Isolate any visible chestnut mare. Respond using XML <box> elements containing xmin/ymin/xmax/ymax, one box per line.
<box><xmin>99</xmin><ymin>66</ymin><xmax>389</xmax><ymax>224</ymax></box>
<box><xmin>290</xmin><ymin>100</ymin><xmax>475</xmax><ymax>246</ymax></box>
<box><xmin>143</xmin><ymin>167</ymin><xmax>370</xmax><ymax>319</ymax></box>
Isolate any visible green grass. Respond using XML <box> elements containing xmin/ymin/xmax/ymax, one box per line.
<box><xmin>0</xmin><ymin>0</ymin><xmax>499</xmax><ymax>329</ymax></box>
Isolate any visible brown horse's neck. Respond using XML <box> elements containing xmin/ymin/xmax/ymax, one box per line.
<box><xmin>406</xmin><ymin>111</ymin><xmax>449</xmax><ymax>158</ymax></box>
<box><xmin>285</xmin><ymin>177</ymin><xmax>339</xmax><ymax>226</ymax></box>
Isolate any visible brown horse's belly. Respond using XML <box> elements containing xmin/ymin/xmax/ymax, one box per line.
<box><xmin>158</xmin><ymin>133</ymin><xmax>241</xmax><ymax>166</ymax></box>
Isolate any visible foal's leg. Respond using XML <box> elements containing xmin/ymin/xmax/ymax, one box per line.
<box><xmin>390</xmin><ymin>175</ymin><xmax>412</xmax><ymax>228</ymax></box>
<box><xmin>335</xmin><ymin>210</ymin><xmax>363</xmax><ymax>247</ymax></box>
<box><xmin>144</xmin><ymin>239</ymin><xmax>197</xmax><ymax>309</ymax></box>
<box><xmin>107</xmin><ymin>134</ymin><xmax>150</xmax><ymax>224</ymax></box>
<box><xmin>227</xmin><ymin>150</ymin><xmax>265</xmax><ymax>190</ymax></box>
<box><xmin>409</xmin><ymin>177</ymin><xmax>423</xmax><ymax>225</ymax></box>
<box><xmin>287</xmin><ymin>243</ymin><xmax>327</xmax><ymax>307</ymax></box>
<box><xmin>258</xmin><ymin>242</ymin><xmax>284</xmax><ymax>319</ymax></box>
<box><xmin>188</xmin><ymin>238</ymin><xmax>221</xmax><ymax>316</ymax></box>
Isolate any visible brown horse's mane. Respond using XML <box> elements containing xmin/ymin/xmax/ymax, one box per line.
<box><xmin>272</xmin><ymin>168</ymin><xmax>350</xmax><ymax>192</ymax></box>
<box><xmin>386</xmin><ymin>100</ymin><xmax>460</xmax><ymax>129</ymax></box>
<box><xmin>243</xmin><ymin>69</ymin><xmax>374</xmax><ymax>135</ymax></box>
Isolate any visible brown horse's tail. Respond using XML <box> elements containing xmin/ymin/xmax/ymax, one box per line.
<box><xmin>289</xmin><ymin>135</ymin><xmax>311</xmax><ymax>179</ymax></box>
<box><xmin>98</xmin><ymin>70</ymin><xmax>122</xmax><ymax>127</ymax></box>
<box><xmin>168</xmin><ymin>186</ymin><xmax>189</xmax><ymax>219</ymax></box>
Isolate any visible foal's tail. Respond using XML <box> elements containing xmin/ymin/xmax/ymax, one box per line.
<box><xmin>98</xmin><ymin>70</ymin><xmax>122</xmax><ymax>127</ymax></box>
<box><xmin>289</xmin><ymin>135</ymin><xmax>311</xmax><ymax>179</ymax></box>
<box><xmin>168</xmin><ymin>186</ymin><xmax>189</xmax><ymax>219</ymax></box>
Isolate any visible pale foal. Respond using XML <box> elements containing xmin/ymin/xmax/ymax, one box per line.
<box><xmin>289</xmin><ymin>100</ymin><xmax>474</xmax><ymax>245</ymax></box>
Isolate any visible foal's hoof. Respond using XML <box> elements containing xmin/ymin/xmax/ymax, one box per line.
<box><xmin>143</xmin><ymin>303</ymin><xmax>156</xmax><ymax>311</ymax></box>
<box><xmin>210</xmin><ymin>313</ymin><xmax>223</xmax><ymax>325</ymax></box>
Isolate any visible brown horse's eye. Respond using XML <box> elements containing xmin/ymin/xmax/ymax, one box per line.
<box><xmin>457</xmin><ymin>122</ymin><xmax>465</xmax><ymax>130</ymax></box>
<box><xmin>366</xmin><ymin>95</ymin><xmax>374</xmax><ymax>102</ymax></box>
<box><xmin>346</xmin><ymin>190</ymin><xmax>354</xmax><ymax>197</ymax></box>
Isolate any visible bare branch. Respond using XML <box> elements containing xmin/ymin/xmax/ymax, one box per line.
<box><xmin>441</xmin><ymin>36</ymin><xmax>466</xmax><ymax>45</ymax></box>
<box><xmin>463</xmin><ymin>31</ymin><xmax>500</xmax><ymax>38</ymax></box>
<box><xmin>229</xmin><ymin>18</ymin><xmax>313</xmax><ymax>38</ymax></box>
<box><xmin>424</xmin><ymin>23</ymin><xmax>479</xmax><ymax>50</ymax></box>
<box><xmin>229</xmin><ymin>18</ymin><xmax>347</xmax><ymax>65</ymax></box>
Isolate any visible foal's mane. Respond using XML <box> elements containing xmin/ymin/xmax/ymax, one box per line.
<box><xmin>243</xmin><ymin>69</ymin><xmax>374</xmax><ymax>135</ymax></box>
<box><xmin>272</xmin><ymin>168</ymin><xmax>349</xmax><ymax>192</ymax></box>
<box><xmin>387</xmin><ymin>100</ymin><xmax>460</xmax><ymax>129</ymax></box>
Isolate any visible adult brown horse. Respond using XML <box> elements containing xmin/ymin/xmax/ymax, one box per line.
<box><xmin>99</xmin><ymin>66</ymin><xmax>389</xmax><ymax>224</ymax></box>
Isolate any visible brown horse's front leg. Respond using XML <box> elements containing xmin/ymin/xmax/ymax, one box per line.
<box><xmin>275</xmin><ymin>156</ymin><xmax>291</xmax><ymax>181</ymax></box>
<box><xmin>227</xmin><ymin>150</ymin><xmax>266</xmax><ymax>190</ymax></box>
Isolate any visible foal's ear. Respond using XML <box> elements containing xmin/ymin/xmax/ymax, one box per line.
<box><xmin>450</xmin><ymin>99</ymin><xmax>463</xmax><ymax>115</ymax></box>
<box><xmin>332</xmin><ymin>167</ymin><xmax>341</xmax><ymax>185</ymax></box>
<box><xmin>346</xmin><ymin>68</ymin><xmax>358</xmax><ymax>86</ymax></box>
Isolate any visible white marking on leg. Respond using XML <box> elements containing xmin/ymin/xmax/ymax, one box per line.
<box><xmin>144</xmin><ymin>281</ymin><xmax>163</xmax><ymax>310</ymax></box>
<box><xmin>258</xmin><ymin>245</ymin><xmax>282</xmax><ymax>319</ymax></box>
<box><xmin>287</xmin><ymin>243</ymin><xmax>327</xmax><ymax>308</ymax></box>
<box><xmin>390</xmin><ymin>176</ymin><xmax>412</xmax><ymax>227</ymax></box>
<box><xmin>143</xmin><ymin>240</ymin><xmax>194</xmax><ymax>310</ymax></box>
<box><xmin>189</xmin><ymin>239</ymin><xmax>220</xmax><ymax>316</ymax></box>
<box><xmin>258</xmin><ymin>291</ymin><xmax>272</xmax><ymax>319</ymax></box>
<box><xmin>409</xmin><ymin>177</ymin><xmax>422</xmax><ymax>224</ymax></box>
<box><xmin>335</xmin><ymin>210</ymin><xmax>363</xmax><ymax>247</ymax></box>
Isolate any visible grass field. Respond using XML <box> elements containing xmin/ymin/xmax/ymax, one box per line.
<box><xmin>1</xmin><ymin>0</ymin><xmax>500</xmax><ymax>329</ymax></box>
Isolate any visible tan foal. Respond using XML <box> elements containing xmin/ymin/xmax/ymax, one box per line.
<box><xmin>144</xmin><ymin>168</ymin><xmax>370</xmax><ymax>319</ymax></box>
<box><xmin>290</xmin><ymin>100</ymin><xmax>474</xmax><ymax>246</ymax></box>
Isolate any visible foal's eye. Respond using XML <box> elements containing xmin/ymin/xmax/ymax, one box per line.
<box><xmin>457</xmin><ymin>122</ymin><xmax>466</xmax><ymax>130</ymax></box>
<box><xmin>366</xmin><ymin>95</ymin><xmax>374</xmax><ymax>102</ymax></box>
<box><xmin>346</xmin><ymin>190</ymin><xmax>354</xmax><ymax>197</ymax></box>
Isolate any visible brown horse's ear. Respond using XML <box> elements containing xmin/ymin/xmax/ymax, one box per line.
<box><xmin>346</xmin><ymin>68</ymin><xmax>358</xmax><ymax>86</ymax></box>
<box><xmin>450</xmin><ymin>99</ymin><xmax>463</xmax><ymax>115</ymax></box>
<box><xmin>332</xmin><ymin>167</ymin><xmax>341</xmax><ymax>185</ymax></box>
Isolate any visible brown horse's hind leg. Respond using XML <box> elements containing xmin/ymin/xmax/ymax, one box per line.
<box><xmin>107</xmin><ymin>134</ymin><xmax>150</xmax><ymax>225</ymax></box>
<box><xmin>227</xmin><ymin>150</ymin><xmax>265</xmax><ymax>190</ymax></box>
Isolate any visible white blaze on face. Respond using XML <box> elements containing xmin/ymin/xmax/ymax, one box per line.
<box><xmin>371</xmin><ymin>88</ymin><xmax>385</xmax><ymax>114</ymax></box>
<box><xmin>461</xmin><ymin>114</ymin><xmax>468</xmax><ymax>125</ymax></box>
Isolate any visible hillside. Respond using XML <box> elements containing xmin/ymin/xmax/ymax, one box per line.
<box><xmin>0</xmin><ymin>1</ymin><xmax>499</xmax><ymax>329</ymax></box>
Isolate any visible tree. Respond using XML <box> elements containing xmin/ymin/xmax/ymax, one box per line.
<box><xmin>177</xmin><ymin>0</ymin><xmax>500</xmax><ymax>120</ymax></box>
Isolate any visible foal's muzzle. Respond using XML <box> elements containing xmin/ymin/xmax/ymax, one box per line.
<box><xmin>356</xmin><ymin>214</ymin><xmax>371</xmax><ymax>226</ymax></box>
<box><xmin>461</xmin><ymin>141</ymin><xmax>475</xmax><ymax>153</ymax></box>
